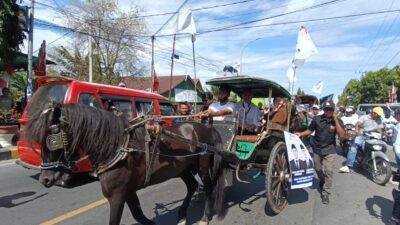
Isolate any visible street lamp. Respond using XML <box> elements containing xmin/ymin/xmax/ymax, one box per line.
<box><xmin>240</xmin><ymin>37</ymin><xmax>261</xmax><ymax>75</ymax></box>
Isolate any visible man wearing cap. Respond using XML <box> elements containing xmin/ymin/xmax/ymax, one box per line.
<box><xmin>295</xmin><ymin>100</ymin><xmax>345</xmax><ymax>204</ymax></box>
<box><xmin>341</xmin><ymin>106</ymin><xmax>358</xmax><ymax>126</ymax></box>
<box><xmin>309</xmin><ymin>104</ymin><xmax>321</xmax><ymax>118</ymax></box>
<box><xmin>339</xmin><ymin>107</ymin><xmax>384</xmax><ymax>173</ymax></box>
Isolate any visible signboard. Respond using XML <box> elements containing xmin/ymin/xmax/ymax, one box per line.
<box><xmin>284</xmin><ymin>131</ymin><xmax>315</xmax><ymax>189</ymax></box>
<box><xmin>175</xmin><ymin>89</ymin><xmax>197</xmax><ymax>102</ymax></box>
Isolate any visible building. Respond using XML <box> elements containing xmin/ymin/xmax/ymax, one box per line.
<box><xmin>123</xmin><ymin>75</ymin><xmax>205</xmax><ymax>103</ymax></box>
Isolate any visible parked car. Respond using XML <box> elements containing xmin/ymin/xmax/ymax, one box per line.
<box><xmin>16</xmin><ymin>76</ymin><xmax>176</xmax><ymax>184</ymax></box>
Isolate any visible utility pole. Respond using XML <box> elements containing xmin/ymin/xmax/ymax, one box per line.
<box><xmin>26</xmin><ymin>0</ymin><xmax>35</xmax><ymax>99</ymax></box>
<box><xmin>88</xmin><ymin>29</ymin><xmax>93</xmax><ymax>83</ymax></box>
<box><xmin>87</xmin><ymin>0</ymin><xmax>93</xmax><ymax>83</ymax></box>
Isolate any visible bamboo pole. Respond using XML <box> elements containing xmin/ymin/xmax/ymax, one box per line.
<box><xmin>168</xmin><ymin>34</ymin><xmax>176</xmax><ymax>101</ymax></box>
<box><xmin>191</xmin><ymin>34</ymin><xmax>197</xmax><ymax>111</ymax></box>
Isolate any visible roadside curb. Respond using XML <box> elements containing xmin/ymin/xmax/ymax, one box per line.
<box><xmin>0</xmin><ymin>146</ymin><xmax>18</xmax><ymax>161</ymax></box>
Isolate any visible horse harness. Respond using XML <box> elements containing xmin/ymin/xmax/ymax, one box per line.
<box><xmin>95</xmin><ymin>121</ymin><xmax>216</xmax><ymax>186</ymax></box>
<box><xmin>54</xmin><ymin>116</ymin><xmax>217</xmax><ymax>187</ymax></box>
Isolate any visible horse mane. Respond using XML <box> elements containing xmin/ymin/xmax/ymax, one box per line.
<box><xmin>26</xmin><ymin>104</ymin><xmax>129</xmax><ymax>167</ymax></box>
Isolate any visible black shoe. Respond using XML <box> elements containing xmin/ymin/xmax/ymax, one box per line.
<box><xmin>393</xmin><ymin>172</ymin><xmax>400</xmax><ymax>182</ymax></box>
<box><xmin>321</xmin><ymin>194</ymin><xmax>329</xmax><ymax>205</ymax></box>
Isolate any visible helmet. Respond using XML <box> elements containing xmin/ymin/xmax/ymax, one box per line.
<box><xmin>372</xmin><ymin>107</ymin><xmax>384</xmax><ymax>118</ymax></box>
<box><xmin>321</xmin><ymin>100</ymin><xmax>335</xmax><ymax>110</ymax></box>
<box><xmin>395</xmin><ymin>109</ymin><xmax>400</xmax><ymax>117</ymax></box>
<box><xmin>312</xmin><ymin>104</ymin><xmax>320</xmax><ymax>110</ymax></box>
<box><xmin>345</xmin><ymin>106</ymin><xmax>355</xmax><ymax>113</ymax></box>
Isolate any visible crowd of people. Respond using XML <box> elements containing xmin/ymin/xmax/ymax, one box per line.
<box><xmin>175</xmin><ymin>89</ymin><xmax>400</xmax><ymax>221</ymax></box>
<box><xmin>175</xmin><ymin>86</ymin><xmax>290</xmax><ymax>135</ymax></box>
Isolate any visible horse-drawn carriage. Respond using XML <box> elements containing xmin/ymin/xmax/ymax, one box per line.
<box><xmin>26</xmin><ymin>75</ymin><xmax>300</xmax><ymax>225</ymax></box>
<box><xmin>205</xmin><ymin>75</ymin><xmax>293</xmax><ymax>214</ymax></box>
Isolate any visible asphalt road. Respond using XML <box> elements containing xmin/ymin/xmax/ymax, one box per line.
<box><xmin>0</xmin><ymin>149</ymin><xmax>398</xmax><ymax>225</ymax></box>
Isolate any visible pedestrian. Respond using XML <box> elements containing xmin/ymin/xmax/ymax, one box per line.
<box><xmin>0</xmin><ymin>87</ymin><xmax>14</xmax><ymax>111</ymax></box>
<box><xmin>392</xmin><ymin>109</ymin><xmax>400</xmax><ymax>224</ymax></box>
<box><xmin>295</xmin><ymin>100</ymin><xmax>345</xmax><ymax>204</ymax></box>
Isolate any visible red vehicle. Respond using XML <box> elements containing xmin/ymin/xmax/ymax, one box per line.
<box><xmin>17</xmin><ymin>76</ymin><xmax>176</xmax><ymax>175</ymax></box>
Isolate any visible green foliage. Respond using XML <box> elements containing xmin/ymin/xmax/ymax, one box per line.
<box><xmin>0</xmin><ymin>0</ymin><xmax>25</xmax><ymax>65</ymax></box>
<box><xmin>339</xmin><ymin>66</ymin><xmax>400</xmax><ymax>106</ymax></box>
<box><xmin>296</xmin><ymin>88</ymin><xmax>305</xmax><ymax>95</ymax></box>
<box><xmin>9</xmin><ymin>71</ymin><xmax>27</xmax><ymax>102</ymax></box>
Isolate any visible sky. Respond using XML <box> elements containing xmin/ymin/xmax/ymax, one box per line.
<box><xmin>19</xmin><ymin>0</ymin><xmax>400</xmax><ymax>99</ymax></box>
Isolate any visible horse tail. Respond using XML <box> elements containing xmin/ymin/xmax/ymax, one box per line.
<box><xmin>211</xmin><ymin>138</ymin><xmax>228</xmax><ymax>219</ymax></box>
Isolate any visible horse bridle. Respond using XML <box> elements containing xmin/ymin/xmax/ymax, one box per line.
<box><xmin>41</xmin><ymin>107</ymin><xmax>74</xmax><ymax>171</ymax></box>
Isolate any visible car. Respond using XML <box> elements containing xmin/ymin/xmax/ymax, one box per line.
<box><xmin>16</xmin><ymin>76</ymin><xmax>176</xmax><ymax>176</ymax></box>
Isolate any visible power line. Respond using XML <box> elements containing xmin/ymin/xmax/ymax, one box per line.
<box><xmin>192</xmin><ymin>0</ymin><xmax>347</xmax><ymax>36</ymax></box>
<box><xmin>385</xmin><ymin>49</ymin><xmax>400</xmax><ymax>67</ymax></box>
<box><xmin>153</xmin><ymin>0</ymin><xmax>190</xmax><ymax>35</ymax></box>
<box><xmin>357</xmin><ymin>0</ymin><xmax>396</xmax><ymax>72</ymax></box>
<box><xmin>196</xmin><ymin>8</ymin><xmax>400</xmax><ymax>35</ymax></box>
<box><xmin>36</xmin><ymin>0</ymin><xmax>255</xmax><ymax>21</ymax></box>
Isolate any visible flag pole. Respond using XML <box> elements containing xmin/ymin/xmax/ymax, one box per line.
<box><xmin>151</xmin><ymin>36</ymin><xmax>155</xmax><ymax>91</ymax></box>
<box><xmin>191</xmin><ymin>34</ymin><xmax>197</xmax><ymax>111</ymax></box>
<box><xmin>291</xmin><ymin>65</ymin><xmax>296</xmax><ymax>95</ymax></box>
<box><xmin>169</xmin><ymin>34</ymin><xmax>176</xmax><ymax>101</ymax></box>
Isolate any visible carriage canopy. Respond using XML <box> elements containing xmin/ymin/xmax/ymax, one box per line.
<box><xmin>206</xmin><ymin>75</ymin><xmax>291</xmax><ymax>99</ymax></box>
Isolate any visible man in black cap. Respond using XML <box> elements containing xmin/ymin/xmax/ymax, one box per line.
<box><xmin>295</xmin><ymin>100</ymin><xmax>345</xmax><ymax>204</ymax></box>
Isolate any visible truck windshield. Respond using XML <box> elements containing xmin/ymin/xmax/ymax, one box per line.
<box><xmin>27</xmin><ymin>84</ymin><xmax>68</xmax><ymax>116</ymax></box>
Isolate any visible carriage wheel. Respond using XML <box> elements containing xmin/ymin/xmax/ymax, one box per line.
<box><xmin>265</xmin><ymin>141</ymin><xmax>290</xmax><ymax>214</ymax></box>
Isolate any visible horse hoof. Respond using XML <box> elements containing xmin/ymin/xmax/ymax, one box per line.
<box><xmin>198</xmin><ymin>221</ymin><xmax>209</xmax><ymax>225</ymax></box>
<box><xmin>177</xmin><ymin>219</ymin><xmax>187</xmax><ymax>225</ymax></box>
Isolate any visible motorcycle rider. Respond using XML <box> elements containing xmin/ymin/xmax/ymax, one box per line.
<box><xmin>339</xmin><ymin>107</ymin><xmax>384</xmax><ymax>173</ymax></box>
<box><xmin>391</xmin><ymin>109</ymin><xmax>400</xmax><ymax>224</ymax></box>
<box><xmin>341</xmin><ymin>106</ymin><xmax>358</xmax><ymax>126</ymax></box>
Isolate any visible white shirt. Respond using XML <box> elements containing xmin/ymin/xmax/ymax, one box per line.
<box><xmin>235</xmin><ymin>101</ymin><xmax>260</xmax><ymax>127</ymax></box>
<box><xmin>341</xmin><ymin>114</ymin><xmax>359</xmax><ymax>126</ymax></box>
<box><xmin>392</xmin><ymin>123</ymin><xmax>400</xmax><ymax>147</ymax></box>
<box><xmin>208</xmin><ymin>101</ymin><xmax>235</xmax><ymax>121</ymax></box>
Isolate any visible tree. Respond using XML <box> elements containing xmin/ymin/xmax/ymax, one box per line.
<box><xmin>0</xmin><ymin>0</ymin><xmax>25</xmax><ymax>65</ymax></box>
<box><xmin>339</xmin><ymin>66</ymin><xmax>400</xmax><ymax>106</ymax></box>
<box><xmin>50</xmin><ymin>0</ymin><xmax>147</xmax><ymax>84</ymax></box>
<box><xmin>296</xmin><ymin>88</ymin><xmax>305</xmax><ymax>95</ymax></box>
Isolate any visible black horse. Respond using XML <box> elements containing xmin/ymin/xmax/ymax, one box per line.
<box><xmin>25</xmin><ymin>103</ymin><xmax>227</xmax><ymax>225</ymax></box>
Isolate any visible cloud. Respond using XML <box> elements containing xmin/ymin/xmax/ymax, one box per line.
<box><xmin>30</xmin><ymin>0</ymin><xmax>400</xmax><ymax>97</ymax></box>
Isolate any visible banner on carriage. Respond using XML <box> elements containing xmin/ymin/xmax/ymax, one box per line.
<box><xmin>284</xmin><ymin>132</ymin><xmax>315</xmax><ymax>189</ymax></box>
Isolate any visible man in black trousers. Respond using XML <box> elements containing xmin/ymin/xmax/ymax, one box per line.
<box><xmin>295</xmin><ymin>101</ymin><xmax>345</xmax><ymax>204</ymax></box>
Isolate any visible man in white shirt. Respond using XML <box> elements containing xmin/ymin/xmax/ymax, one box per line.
<box><xmin>341</xmin><ymin>106</ymin><xmax>359</xmax><ymax>126</ymax></box>
<box><xmin>201</xmin><ymin>85</ymin><xmax>235</xmax><ymax>121</ymax></box>
<box><xmin>235</xmin><ymin>88</ymin><xmax>260</xmax><ymax>134</ymax></box>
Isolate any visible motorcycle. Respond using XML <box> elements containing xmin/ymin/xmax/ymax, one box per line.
<box><xmin>341</xmin><ymin>124</ymin><xmax>356</xmax><ymax>156</ymax></box>
<box><xmin>383</xmin><ymin>122</ymin><xmax>396</xmax><ymax>145</ymax></box>
<box><xmin>356</xmin><ymin>132</ymin><xmax>392</xmax><ymax>185</ymax></box>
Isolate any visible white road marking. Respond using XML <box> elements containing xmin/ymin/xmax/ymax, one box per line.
<box><xmin>0</xmin><ymin>159</ymin><xmax>17</xmax><ymax>167</ymax></box>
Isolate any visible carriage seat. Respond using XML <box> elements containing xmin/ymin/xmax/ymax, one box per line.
<box><xmin>234</xmin><ymin>135</ymin><xmax>259</xmax><ymax>143</ymax></box>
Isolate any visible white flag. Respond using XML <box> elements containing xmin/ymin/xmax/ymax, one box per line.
<box><xmin>175</xmin><ymin>9</ymin><xmax>196</xmax><ymax>35</ymax></box>
<box><xmin>311</xmin><ymin>81</ymin><xmax>323</xmax><ymax>95</ymax></box>
<box><xmin>294</xmin><ymin>26</ymin><xmax>318</xmax><ymax>66</ymax></box>
<box><xmin>286</xmin><ymin>64</ymin><xmax>297</xmax><ymax>83</ymax></box>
